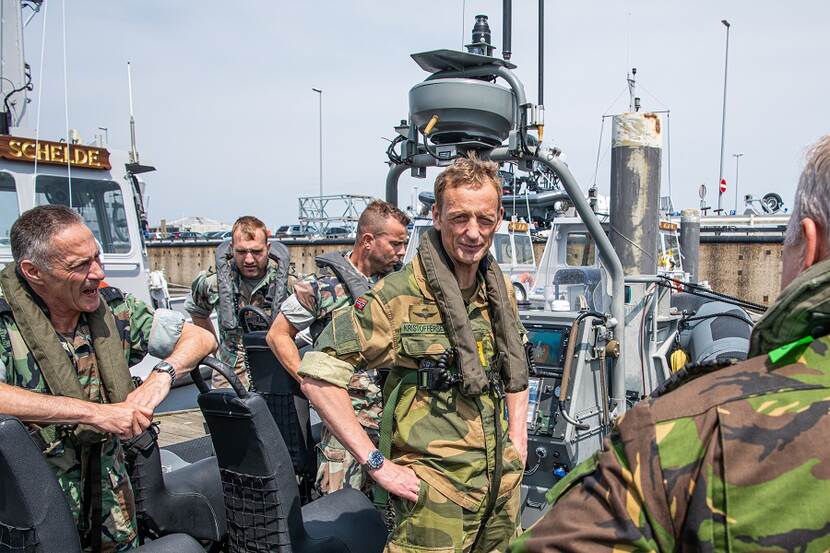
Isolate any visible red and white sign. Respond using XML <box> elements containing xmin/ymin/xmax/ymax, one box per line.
<box><xmin>719</xmin><ymin>178</ymin><xmax>727</xmax><ymax>194</ymax></box>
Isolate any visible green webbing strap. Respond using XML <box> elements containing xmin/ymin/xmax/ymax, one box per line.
<box><xmin>373</xmin><ymin>370</ymin><xmax>418</xmax><ymax>509</ymax></box>
<box><xmin>768</xmin><ymin>335</ymin><xmax>814</xmax><ymax>366</ymax></box>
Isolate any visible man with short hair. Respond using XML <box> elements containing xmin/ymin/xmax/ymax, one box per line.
<box><xmin>509</xmin><ymin>135</ymin><xmax>830</xmax><ymax>552</ymax></box>
<box><xmin>0</xmin><ymin>205</ymin><xmax>216</xmax><ymax>552</ymax></box>
<box><xmin>299</xmin><ymin>155</ymin><xmax>529</xmax><ymax>552</ymax></box>
<box><xmin>186</xmin><ymin>215</ymin><xmax>291</xmax><ymax>389</ymax></box>
<box><xmin>267</xmin><ymin>199</ymin><xmax>409</xmax><ymax>495</ymax></box>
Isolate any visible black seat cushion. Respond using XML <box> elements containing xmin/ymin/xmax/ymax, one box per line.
<box><xmin>125</xmin><ymin>429</ymin><xmax>226</xmax><ymax>542</ymax></box>
<box><xmin>135</xmin><ymin>533</ymin><xmax>205</xmax><ymax>553</ymax></box>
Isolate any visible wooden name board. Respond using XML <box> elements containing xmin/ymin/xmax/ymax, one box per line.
<box><xmin>0</xmin><ymin>136</ymin><xmax>111</xmax><ymax>170</ymax></box>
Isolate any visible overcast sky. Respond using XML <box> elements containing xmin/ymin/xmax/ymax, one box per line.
<box><xmin>20</xmin><ymin>1</ymin><xmax>830</xmax><ymax>228</ymax></box>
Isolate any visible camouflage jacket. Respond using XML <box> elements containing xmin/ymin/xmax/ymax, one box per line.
<box><xmin>0</xmin><ymin>284</ymin><xmax>184</xmax><ymax>550</ymax></box>
<box><xmin>299</xmin><ymin>255</ymin><xmax>526</xmax><ymax>512</ymax></box>
<box><xmin>510</xmin><ymin>335</ymin><xmax>830</xmax><ymax>552</ymax></box>
<box><xmin>185</xmin><ymin>259</ymin><xmax>284</xmax><ymax>369</ymax></box>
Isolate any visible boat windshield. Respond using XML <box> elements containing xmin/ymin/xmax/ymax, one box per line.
<box><xmin>35</xmin><ymin>176</ymin><xmax>131</xmax><ymax>254</ymax></box>
<box><xmin>493</xmin><ymin>233</ymin><xmax>513</xmax><ymax>265</ymax></box>
<box><xmin>565</xmin><ymin>232</ymin><xmax>596</xmax><ymax>266</ymax></box>
<box><xmin>514</xmin><ymin>234</ymin><xmax>535</xmax><ymax>265</ymax></box>
<box><xmin>0</xmin><ymin>173</ymin><xmax>18</xmax><ymax>254</ymax></box>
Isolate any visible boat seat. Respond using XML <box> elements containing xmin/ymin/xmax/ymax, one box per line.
<box><xmin>122</xmin><ymin>425</ymin><xmax>226</xmax><ymax>543</ymax></box>
<box><xmin>0</xmin><ymin>415</ymin><xmax>204</xmax><ymax>553</ymax></box>
<box><xmin>243</xmin><ymin>330</ymin><xmax>316</xmax><ymax>479</ymax></box>
<box><xmin>194</xmin><ymin>357</ymin><xmax>387</xmax><ymax>553</ymax></box>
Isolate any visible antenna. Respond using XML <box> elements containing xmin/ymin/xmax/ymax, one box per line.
<box><xmin>127</xmin><ymin>61</ymin><xmax>139</xmax><ymax>163</ymax></box>
<box><xmin>627</xmin><ymin>67</ymin><xmax>639</xmax><ymax>112</ymax></box>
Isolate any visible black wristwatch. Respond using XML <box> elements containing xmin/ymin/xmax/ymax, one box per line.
<box><xmin>151</xmin><ymin>361</ymin><xmax>176</xmax><ymax>385</ymax></box>
<box><xmin>365</xmin><ymin>449</ymin><xmax>385</xmax><ymax>471</ymax></box>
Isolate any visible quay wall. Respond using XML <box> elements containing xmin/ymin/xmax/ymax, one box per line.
<box><xmin>148</xmin><ymin>238</ymin><xmax>783</xmax><ymax>307</ymax></box>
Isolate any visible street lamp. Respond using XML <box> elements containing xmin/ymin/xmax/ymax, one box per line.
<box><xmin>732</xmin><ymin>152</ymin><xmax>744</xmax><ymax>213</ymax></box>
<box><xmin>717</xmin><ymin>19</ymin><xmax>731</xmax><ymax>212</ymax></box>
<box><xmin>312</xmin><ymin>88</ymin><xmax>323</xmax><ymax>200</ymax></box>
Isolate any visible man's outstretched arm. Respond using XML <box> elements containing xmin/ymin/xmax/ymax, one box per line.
<box><xmin>0</xmin><ymin>382</ymin><xmax>153</xmax><ymax>439</ymax></box>
<box><xmin>266</xmin><ymin>313</ymin><xmax>303</xmax><ymax>383</ymax></box>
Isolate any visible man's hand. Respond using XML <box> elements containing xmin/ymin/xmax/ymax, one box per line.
<box><xmin>370</xmin><ymin>461</ymin><xmax>421</xmax><ymax>503</ymax></box>
<box><xmin>509</xmin><ymin>428</ymin><xmax>528</xmax><ymax>465</ymax></box>
<box><xmin>87</xmin><ymin>401</ymin><xmax>154</xmax><ymax>439</ymax></box>
<box><xmin>126</xmin><ymin>371</ymin><xmax>172</xmax><ymax>412</ymax></box>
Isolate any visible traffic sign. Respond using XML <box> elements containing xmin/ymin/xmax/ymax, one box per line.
<box><xmin>719</xmin><ymin>178</ymin><xmax>727</xmax><ymax>194</ymax></box>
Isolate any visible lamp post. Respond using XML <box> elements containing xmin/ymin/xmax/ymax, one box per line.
<box><xmin>733</xmin><ymin>152</ymin><xmax>744</xmax><ymax>213</ymax></box>
<box><xmin>312</xmin><ymin>87</ymin><xmax>323</xmax><ymax>201</ymax></box>
<box><xmin>717</xmin><ymin>19</ymin><xmax>731</xmax><ymax>212</ymax></box>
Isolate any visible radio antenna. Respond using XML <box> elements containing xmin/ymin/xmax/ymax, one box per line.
<box><xmin>127</xmin><ymin>61</ymin><xmax>139</xmax><ymax>163</ymax></box>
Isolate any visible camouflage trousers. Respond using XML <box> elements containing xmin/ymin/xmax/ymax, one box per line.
<box><xmin>386</xmin><ymin>481</ymin><xmax>522</xmax><ymax>553</ymax></box>
<box><xmin>211</xmin><ymin>347</ymin><xmax>251</xmax><ymax>390</ymax></box>
<box><xmin>48</xmin><ymin>435</ymin><xmax>139</xmax><ymax>552</ymax></box>
<box><xmin>315</xmin><ymin>369</ymin><xmax>382</xmax><ymax>495</ymax></box>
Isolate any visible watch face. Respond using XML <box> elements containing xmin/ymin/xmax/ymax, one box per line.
<box><xmin>367</xmin><ymin>450</ymin><xmax>384</xmax><ymax>469</ymax></box>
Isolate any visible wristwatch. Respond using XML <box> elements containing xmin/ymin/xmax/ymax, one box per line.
<box><xmin>151</xmin><ymin>361</ymin><xmax>176</xmax><ymax>385</ymax></box>
<box><xmin>365</xmin><ymin>449</ymin><xmax>385</xmax><ymax>471</ymax></box>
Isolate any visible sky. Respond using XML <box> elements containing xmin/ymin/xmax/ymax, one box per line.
<box><xmin>18</xmin><ymin>1</ymin><xmax>830</xmax><ymax>228</ymax></box>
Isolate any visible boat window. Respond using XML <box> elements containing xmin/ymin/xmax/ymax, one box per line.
<box><xmin>492</xmin><ymin>233</ymin><xmax>513</xmax><ymax>265</ymax></box>
<box><xmin>565</xmin><ymin>232</ymin><xmax>596</xmax><ymax>266</ymax></box>
<box><xmin>0</xmin><ymin>173</ymin><xmax>18</xmax><ymax>253</ymax></box>
<box><xmin>514</xmin><ymin>234</ymin><xmax>535</xmax><ymax>265</ymax></box>
<box><xmin>35</xmin><ymin>176</ymin><xmax>131</xmax><ymax>254</ymax></box>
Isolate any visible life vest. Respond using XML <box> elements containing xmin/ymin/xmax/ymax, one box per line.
<box><xmin>417</xmin><ymin>227</ymin><xmax>529</xmax><ymax>396</ymax></box>
<box><xmin>0</xmin><ymin>263</ymin><xmax>134</xmax><ymax>446</ymax></box>
<box><xmin>307</xmin><ymin>251</ymin><xmax>373</xmax><ymax>343</ymax></box>
<box><xmin>214</xmin><ymin>239</ymin><xmax>291</xmax><ymax>339</ymax></box>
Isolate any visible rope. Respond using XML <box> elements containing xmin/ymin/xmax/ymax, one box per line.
<box><xmin>33</xmin><ymin>0</ymin><xmax>49</xmax><ymax>182</ymax></box>
<box><xmin>61</xmin><ymin>0</ymin><xmax>72</xmax><ymax>204</ymax></box>
<box><xmin>657</xmin><ymin>275</ymin><xmax>767</xmax><ymax>314</ymax></box>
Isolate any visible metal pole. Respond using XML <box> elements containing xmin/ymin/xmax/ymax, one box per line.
<box><xmin>733</xmin><ymin>152</ymin><xmax>743</xmax><ymax>213</ymax></box>
<box><xmin>312</xmin><ymin>88</ymin><xmax>323</xmax><ymax>200</ymax></box>
<box><xmin>490</xmin><ymin>146</ymin><xmax>627</xmax><ymax>416</ymax></box>
<box><xmin>538</xmin><ymin>0</ymin><xmax>544</xmax><ymax>106</ymax></box>
<box><xmin>717</xmin><ymin>19</ymin><xmax>731</xmax><ymax>212</ymax></box>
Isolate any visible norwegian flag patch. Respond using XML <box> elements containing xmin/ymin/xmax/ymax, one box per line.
<box><xmin>354</xmin><ymin>297</ymin><xmax>368</xmax><ymax>311</ymax></box>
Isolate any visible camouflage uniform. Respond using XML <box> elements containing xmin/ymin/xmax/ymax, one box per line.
<box><xmin>280</xmin><ymin>256</ymin><xmax>381</xmax><ymax>495</ymax></box>
<box><xmin>510</xmin><ymin>336</ymin><xmax>830</xmax><ymax>553</ymax></box>
<box><xmin>0</xmin><ymin>286</ymin><xmax>185</xmax><ymax>552</ymax></box>
<box><xmin>299</xmin><ymin>255</ymin><xmax>526</xmax><ymax>552</ymax></box>
<box><xmin>185</xmin><ymin>259</ymin><xmax>284</xmax><ymax>389</ymax></box>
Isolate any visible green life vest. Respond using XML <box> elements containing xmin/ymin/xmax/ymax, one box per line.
<box><xmin>0</xmin><ymin>263</ymin><xmax>134</xmax><ymax>445</ymax></box>
<box><xmin>417</xmin><ymin>227</ymin><xmax>528</xmax><ymax>396</ymax></box>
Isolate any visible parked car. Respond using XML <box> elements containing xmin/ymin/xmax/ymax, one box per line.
<box><xmin>324</xmin><ymin>227</ymin><xmax>352</xmax><ymax>239</ymax></box>
<box><xmin>203</xmin><ymin>230</ymin><xmax>232</xmax><ymax>240</ymax></box>
<box><xmin>275</xmin><ymin>224</ymin><xmax>314</xmax><ymax>239</ymax></box>
<box><xmin>171</xmin><ymin>231</ymin><xmax>203</xmax><ymax>240</ymax></box>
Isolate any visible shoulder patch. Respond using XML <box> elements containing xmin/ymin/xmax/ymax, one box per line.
<box><xmin>354</xmin><ymin>296</ymin><xmax>368</xmax><ymax>311</ymax></box>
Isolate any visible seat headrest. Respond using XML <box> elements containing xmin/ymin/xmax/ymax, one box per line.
<box><xmin>243</xmin><ymin>330</ymin><xmax>301</xmax><ymax>395</ymax></box>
